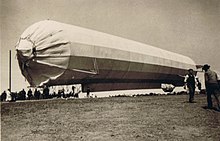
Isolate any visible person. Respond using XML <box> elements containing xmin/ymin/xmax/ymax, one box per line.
<box><xmin>57</xmin><ymin>89</ymin><xmax>62</xmax><ymax>98</ymax></box>
<box><xmin>27</xmin><ymin>89</ymin><xmax>33</xmax><ymax>100</ymax></box>
<box><xmin>71</xmin><ymin>86</ymin><xmax>75</xmax><ymax>97</ymax></box>
<box><xmin>43</xmin><ymin>86</ymin><xmax>49</xmax><ymax>99</ymax></box>
<box><xmin>202</xmin><ymin>64</ymin><xmax>220</xmax><ymax>111</ymax></box>
<box><xmin>34</xmin><ymin>88</ymin><xmax>40</xmax><ymax>100</ymax></box>
<box><xmin>61</xmin><ymin>88</ymin><xmax>65</xmax><ymax>98</ymax></box>
<box><xmin>20</xmin><ymin>89</ymin><xmax>26</xmax><ymax>100</ymax></box>
<box><xmin>1</xmin><ymin>91</ymin><xmax>7</xmax><ymax>101</ymax></box>
<box><xmin>86</xmin><ymin>87</ymin><xmax>90</xmax><ymax>98</ymax></box>
<box><xmin>184</xmin><ymin>69</ymin><xmax>200</xmax><ymax>103</ymax></box>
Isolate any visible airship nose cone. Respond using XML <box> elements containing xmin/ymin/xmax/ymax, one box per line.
<box><xmin>16</xmin><ymin>39</ymin><xmax>34</xmax><ymax>58</ymax></box>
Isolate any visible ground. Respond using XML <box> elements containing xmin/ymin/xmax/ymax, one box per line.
<box><xmin>1</xmin><ymin>94</ymin><xmax>220</xmax><ymax>141</ymax></box>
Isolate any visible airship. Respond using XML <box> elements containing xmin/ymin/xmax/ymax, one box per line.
<box><xmin>16</xmin><ymin>20</ymin><xmax>196</xmax><ymax>92</ymax></box>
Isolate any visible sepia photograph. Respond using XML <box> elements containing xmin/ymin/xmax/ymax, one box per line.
<box><xmin>1</xmin><ymin>0</ymin><xmax>220</xmax><ymax>140</ymax></box>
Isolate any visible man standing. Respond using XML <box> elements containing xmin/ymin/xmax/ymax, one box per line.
<box><xmin>21</xmin><ymin>89</ymin><xmax>26</xmax><ymax>100</ymax></box>
<box><xmin>43</xmin><ymin>86</ymin><xmax>50</xmax><ymax>99</ymax></box>
<box><xmin>27</xmin><ymin>89</ymin><xmax>33</xmax><ymax>100</ymax></box>
<box><xmin>1</xmin><ymin>91</ymin><xmax>7</xmax><ymax>101</ymax></box>
<box><xmin>184</xmin><ymin>69</ymin><xmax>200</xmax><ymax>103</ymax></box>
<box><xmin>202</xmin><ymin>64</ymin><xmax>220</xmax><ymax>111</ymax></box>
<box><xmin>71</xmin><ymin>86</ymin><xmax>75</xmax><ymax>97</ymax></box>
<box><xmin>34</xmin><ymin>88</ymin><xmax>40</xmax><ymax>100</ymax></box>
<box><xmin>86</xmin><ymin>87</ymin><xmax>90</xmax><ymax>98</ymax></box>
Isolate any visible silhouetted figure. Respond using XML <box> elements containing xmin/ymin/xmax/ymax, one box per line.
<box><xmin>52</xmin><ymin>91</ymin><xmax>57</xmax><ymax>98</ymax></box>
<box><xmin>57</xmin><ymin>90</ymin><xmax>62</xmax><ymax>98</ymax></box>
<box><xmin>72</xmin><ymin>86</ymin><xmax>75</xmax><ymax>97</ymax></box>
<box><xmin>184</xmin><ymin>69</ymin><xmax>200</xmax><ymax>103</ymax></box>
<box><xmin>86</xmin><ymin>87</ymin><xmax>90</xmax><ymax>98</ymax></box>
<box><xmin>1</xmin><ymin>91</ymin><xmax>7</xmax><ymax>101</ymax></box>
<box><xmin>43</xmin><ymin>86</ymin><xmax>49</xmax><ymax>99</ymax></box>
<box><xmin>62</xmin><ymin>88</ymin><xmax>66</xmax><ymax>98</ymax></box>
<box><xmin>202</xmin><ymin>64</ymin><xmax>220</xmax><ymax>111</ymax></box>
<box><xmin>27</xmin><ymin>89</ymin><xmax>33</xmax><ymax>100</ymax></box>
<box><xmin>34</xmin><ymin>89</ymin><xmax>40</xmax><ymax>100</ymax></box>
<box><xmin>17</xmin><ymin>90</ymin><xmax>25</xmax><ymax>100</ymax></box>
<box><xmin>21</xmin><ymin>89</ymin><xmax>26</xmax><ymax>100</ymax></box>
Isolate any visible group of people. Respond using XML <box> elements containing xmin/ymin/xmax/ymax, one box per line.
<box><xmin>1</xmin><ymin>86</ymin><xmax>80</xmax><ymax>102</ymax></box>
<box><xmin>184</xmin><ymin>64</ymin><xmax>220</xmax><ymax>111</ymax></box>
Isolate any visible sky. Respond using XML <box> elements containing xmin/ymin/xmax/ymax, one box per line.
<box><xmin>0</xmin><ymin>0</ymin><xmax>220</xmax><ymax>92</ymax></box>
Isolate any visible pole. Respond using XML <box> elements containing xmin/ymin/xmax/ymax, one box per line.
<box><xmin>9</xmin><ymin>50</ymin><xmax>11</xmax><ymax>91</ymax></box>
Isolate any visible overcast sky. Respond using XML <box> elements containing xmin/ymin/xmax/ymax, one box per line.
<box><xmin>1</xmin><ymin>0</ymin><xmax>220</xmax><ymax>92</ymax></box>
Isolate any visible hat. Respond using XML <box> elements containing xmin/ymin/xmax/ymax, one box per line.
<box><xmin>202</xmin><ymin>64</ymin><xmax>210</xmax><ymax>70</ymax></box>
<box><xmin>188</xmin><ymin>69</ymin><xmax>193</xmax><ymax>71</ymax></box>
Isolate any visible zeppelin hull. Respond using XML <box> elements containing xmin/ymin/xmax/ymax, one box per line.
<box><xmin>16</xmin><ymin>20</ymin><xmax>196</xmax><ymax>92</ymax></box>
<box><xmin>20</xmin><ymin>55</ymin><xmax>186</xmax><ymax>92</ymax></box>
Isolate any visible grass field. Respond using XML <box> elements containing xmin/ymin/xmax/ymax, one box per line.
<box><xmin>1</xmin><ymin>94</ymin><xmax>220</xmax><ymax>141</ymax></box>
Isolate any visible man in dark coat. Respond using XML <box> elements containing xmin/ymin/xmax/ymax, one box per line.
<box><xmin>184</xmin><ymin>69</ymin><xmax>200</xmax><ymax>103</ymax></box>
<box><xmin>27</xmin><ymin>89</ymin><xmax>33</xmax><ymax>100</ymax></box>
<box><xmin>1</xmin><ymin>91</ymin><xmax>7</xmax><ymax>101</ymax></box>
<box><xmin>43</xmin><ymin>86</ymin><xmax>50</xmax><ymax>99</ymax></box>
<box><xmin>202</xmin><ymin>64</ymin><xmax>220</xmax><ymax>111</ymax></box>
<box><xmin>34</xmin><ymin>88</ymin><xmax>41</xmax><ymax>100</ymax></box>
